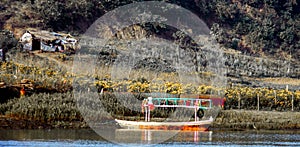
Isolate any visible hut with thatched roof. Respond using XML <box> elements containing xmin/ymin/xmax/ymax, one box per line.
<box><xmin>19</xmin><ymin>28</ymin><xmax>78</xmax><ymax>53</ymax></box>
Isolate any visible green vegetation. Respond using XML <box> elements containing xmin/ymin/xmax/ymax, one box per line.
<box><xmin>0</xmin><ymin>86</ymin><xmax>299</xmax><ymax>126</ymax></box>
<box><xmin>225</xmin><ymin>87</ymin><xmax>300</xmax><ymax>111</ymax></box>
<box><xmin>0</xmin><ymin>0</ymin><xmax>299</xmax><ymax>129</ymax></box>
<box><xmin>1</xmin><ymin>0</ymin><xmax>299</xmax><ymax>60</ymax></box>
<box><xmin>0</xmin><ymin>54</ymin><xmax>73</xmax><ymax>93</ymax></box>
<box><xmin>0</xmin><ymin>92</ymin><xmax>80</xmax><ymax>122</ymax></box>
<box><xmin>0</xmin><ymin>52</ymin><xmax>299</xmax><ymax>112</ymax></box>
<box><xmin>0</xmin><ymin>92</ymin><xmax>170</xmax><ymax>123</ymax></box>
<box><xmin>0</xmin><ymin>30</ymin><xmax>18</xmax><ymax>52</ymax></box>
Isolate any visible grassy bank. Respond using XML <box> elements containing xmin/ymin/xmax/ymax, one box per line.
<box><xmin>213</xmin><ymin>110</ymin><xmax>300</xmax><ymax>130</ymax></box>
<box><xmin>1</xmin><ymin>92</ymin><xmax>300</xmax><ymax>130</ymax></box>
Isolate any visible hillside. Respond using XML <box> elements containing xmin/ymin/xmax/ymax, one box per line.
<box><xmin>1</xmin><ymin>0</ymin><xmax>300</xmax><ymax>60</ymax></box>
<box><xmin>0</xmin><ymin>0</ymin><xmax>300</xmax><ymax>89</ymax></box>
<box><xmin>2</xmin><ymin>0</ymin><xmax>300</xmax><ymax>132</ymax></box>
<box><xmin>0</xmin><ymin>0</ymin><xmax>299</xmax><ymax>93</ymax></box>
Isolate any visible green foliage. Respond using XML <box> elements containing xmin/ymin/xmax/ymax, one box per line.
<box><xmin>32</xmin><ymin>0</ymin><xmax>105</xmax><ymax>32</ymax></box>
<box><xmin>2</xmin><ymin>0</ymin><xmax>299</xmax><ymax>59</ymax></box>
<box><xmin>224</xmin><ymin>87</ymin><xmax>300</xmax><ymax>111</ymax></box>
<box><xmin>0</xmin><ymin>92</ymin><xmax>172</xmax><ymax>122</ymax></box>
<box><xmin>208</xmin><ymin>0</ymin><xmax>300</xmax><ymax>59</ymax></box>
<box><xmin>0</xmin><ymin>60</ymin><xmax>72</xmax><ymax>92</ymax></box>
<box><xmin>0</xmin><ymin>92</ymin><xmax>80</xmax><ymax>121</ymax></box>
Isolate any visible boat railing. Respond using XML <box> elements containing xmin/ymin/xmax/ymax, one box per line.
<box><xmin>146</xmin><ymin>98</ymin><xmax>212</xmax><ymax>109</ymax></box>
<box><xmin>143</xmin><ymin>97</ymin><xmax>213</xmax><ymax>122</ymax></box>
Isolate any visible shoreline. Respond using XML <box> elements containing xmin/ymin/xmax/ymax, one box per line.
<box><xmin>1</xmin><ymin>110</ymin><xmax>300</xmax><ymax>131</ymax></box>
<box><xmin>212</xmin><ymin>110</ymin><xmax>300</xmax><ymax>130</ymax></box>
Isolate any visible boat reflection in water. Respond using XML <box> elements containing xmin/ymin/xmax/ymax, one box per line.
<box><xmin>115</xmin><ymin>129</ymin><xmax>212</xmax><ymax>144</ymax></box>
<box><xmin>2</xmin><ymin>129</ymin><xmax>300</xmax><ymax>146</ymax></box>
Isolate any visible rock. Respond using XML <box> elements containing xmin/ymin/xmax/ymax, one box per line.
<box><xmin>0</xmin><ymin>82</ymin><xmax>5</xmax><ymax>87</ymax></box>
<box><xmin>0</xmin><ymin>30</ymin><xmax>18</xmax><ymax>51</ymax></box>
<box><xmin>133</xmin><ymin>57</ymin><xmax>176</xmax><ymax>72</ymax></box>
<box><xmin>21</xmin><ymin>79</ymin><xmax>31</xmax><ymax>84</ymax></box>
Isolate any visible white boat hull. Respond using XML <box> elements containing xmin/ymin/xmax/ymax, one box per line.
<box><xmin>115</xmin><ymin>117</ymin><xmax>213</xmax><ymax>131</ymax></box>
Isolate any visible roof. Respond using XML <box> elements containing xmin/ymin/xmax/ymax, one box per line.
<box><xmin>26</xmin><ymin>28</ymin><xmax>74</xmax><ymax>41</ymax></box>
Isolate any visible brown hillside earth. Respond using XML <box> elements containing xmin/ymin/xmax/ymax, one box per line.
<box><xmin>257</xmin><ymin>78</ymin><xmax>300</xmax><ymax>86</ymax></box>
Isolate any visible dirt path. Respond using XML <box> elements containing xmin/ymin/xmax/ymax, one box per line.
<box><xmin>31</xmin><ymin>51</ymin><xmax>73</xmax><ymax>71</ymax></box>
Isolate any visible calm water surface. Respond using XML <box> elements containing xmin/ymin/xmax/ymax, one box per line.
<box><xmin>1</xmin><ymin>129</ymin><xmax>300</xmax><ymax>146</ymax></box>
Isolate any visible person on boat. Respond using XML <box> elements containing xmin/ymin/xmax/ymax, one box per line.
<box><xmin>148</xmin><ymin>97</ymin><xmax>155</xmax><ymax>111</ymax></box>
<box><xmin>141</xmin><ymin>99</ymin><xmax>148</xmax><ymax>113</ymax></box>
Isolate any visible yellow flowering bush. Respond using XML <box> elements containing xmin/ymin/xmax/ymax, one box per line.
<box><xmin>182</xmin><ymin>83</ymin><xmax>197</xmax><ymax>94</ymax></box>
<box><xmin>128</xmin><ymin>81</ymin><xmax>150</xmax><ymax>93</ymax></box>
<box><xmin>0</xmin><ymin>61</ymin><xmax>73</xmax><ymax>94</ymax></box>
<box><xmin>222</xmin><ymin>86</ymin><xmax>299</xmax><ymax>111</ymax></box>
<box><xmin>1</xmin><ymin>59</ymin><xmax>299</xmax><ymax>111</ymax></box>
<box><xmin>295</xmin><ymin>91</ymin><xmax>300</xmax><ymax>99</ymax></box>
<box><xmin>149</xmin><ymin>82</ymin><xmax>162</xmax><ymax>93</ymax></box>
<box><xmin>164</xmin><ymin>82</ymin><xmax>183</xmax><ymax>94</ymax></box>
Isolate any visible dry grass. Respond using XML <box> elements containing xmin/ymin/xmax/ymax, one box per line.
<box><xmin>258</xmin><ymin>77</ymin><xmax>300</xmax><ymax>86</ymax></box>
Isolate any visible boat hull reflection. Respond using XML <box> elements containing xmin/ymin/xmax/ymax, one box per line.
<box><xmin>115</xmin><ymin>129</ymin><xmax>212</xmax><ymax>144</ymax></box>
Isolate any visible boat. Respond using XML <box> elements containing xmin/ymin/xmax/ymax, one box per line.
<box><xmin>115</xmin><ymin>97</ymin><xmax>214</xmax><ymax>131</ymax></box>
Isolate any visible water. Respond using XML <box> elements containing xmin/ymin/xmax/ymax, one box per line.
<box><xmin>1</xmin><ymin>129</ymin><xmax>300</xmax><ymax>146</ymax></box>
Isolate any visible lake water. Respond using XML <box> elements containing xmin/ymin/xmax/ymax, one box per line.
<box><xmin>1</xmin><ymin>129</ymin><xmax>300</xmax><ymax>146</ymax></box>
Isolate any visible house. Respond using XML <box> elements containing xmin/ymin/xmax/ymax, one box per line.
<box><xmin>19</xmin><ymin>28</ymin><xmax>78</xmax><ymax>53</ymax></box>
